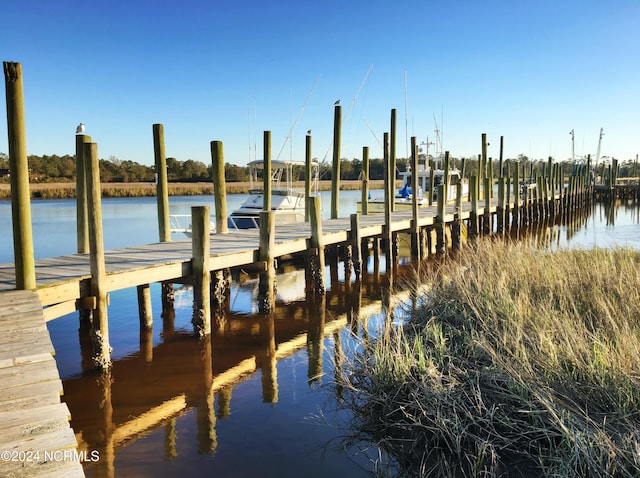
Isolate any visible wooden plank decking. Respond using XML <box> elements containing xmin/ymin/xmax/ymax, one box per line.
<box><xmin>0</xmin><ymin>205</ymin><xmax>473</xmax><ymax>321</ymax></box>
<box><xmin>0</xmin><ymin>290</ymin><xmax>84</xmax><ymax>478</ymax></box>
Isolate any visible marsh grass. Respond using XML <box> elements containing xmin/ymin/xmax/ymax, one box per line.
<box><xmin>0</xmin><ymin>179</ymin><xmax>383</xmax><ymax>200</ymax></box>
<box><xmin>343</xmin><ymin>240</ymin><xmax>640</xmax><ymax>477</ymax></box>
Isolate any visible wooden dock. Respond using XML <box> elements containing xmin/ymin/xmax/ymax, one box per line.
<box><xmin>0</xmin><ymin>290</ymin><xmax>84</xmax><ymax>478</ymax></box>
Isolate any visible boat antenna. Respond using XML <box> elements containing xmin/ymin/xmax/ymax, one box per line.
<box><xmin>404</xmin><ymin>69</ymin><xmax>409</xmax><ymax>160</ymax></box>
<box><xmin>275</xmin><ymin>74</ymin><xmax>321</xmax><ymax>161</ymax></box>
<box><xmin>570</xmin><ymin>129</ymin><xmax>575</xmax><ymax>162</ymax></box>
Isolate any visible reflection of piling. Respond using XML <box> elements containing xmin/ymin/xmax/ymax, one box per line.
<box><xmin>4</xmin><ymin>61</ymin><xmax>35</xmax><ymax>290</ymax></box>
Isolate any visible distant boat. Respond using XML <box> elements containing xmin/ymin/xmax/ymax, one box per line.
<box><xmin>171</xmin><ymin>159</ymin><xmax>320</xmax><ymax>235</ymax></box>
<box><xmin>362</xmin><ymin>167</ymin><xmax>468</xmax><ymax>213</ymax></box>
<box><xmin>227</xmin><ymin>159</ymin><xmax>319</xmax><ymax>229</ymax></box>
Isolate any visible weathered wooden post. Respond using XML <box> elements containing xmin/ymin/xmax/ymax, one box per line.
<box><xmin>191</xmin><ymin>205</ymin><xmax>211</xmax><ymax>337</ymax></box>
<box><xmin>331</xmin><ymin>104</ymin><xmax>341</xmax><ymax>219</ymax></box>
<box><xmin>258</xmin><ymin>210</ymin><xmax>276</xmax><ymax>312</ymax></box>
<box><xmin>382</xmin><ymin>132</ymin><xmax>393</xmax><ymax>272</ymax></box>
<box><xmin>410</xmin><ymin>137</ymin><xmax>420</xmax><ymax>260</ymax></box>
<box><xmin>309</xmin><ymin>195</ymin><xmax>325</xmax><ymax>294</ymax></box>
<box><xmin>436</xmin><ymin>184</ymin><xmax>446</xmax><ymax>254</ymax></box>
<box><xmin>390</xmin><ymin>108</ymin><xmax>397</xmax><ymax>212</ymax></box>
<box><xmin>497</xmin><ymin>177</ymin><xmax>506</xmax><ymax>234</ymax></box>
<box><xmin>361</xmin><ymin>146</ymin><xmax>369</xmax><ymax>215</ymax></box>
<box><xmin>483</xmin><ymin>176</ymin><xmax>491</xmax><ymax>234</ymax></box>
<box><xmin>211</xmin><ymin>140</ymin><xmax>228</xmax><ymax>233</ymax></box>
<box><xmin>137</xmin><ymin>283</ymin><xmax>153</xmax><ymax>330</ymax></box>
<box><xmin>4</xmin><ymin>61</ymin><xmax>35</xmax><ymax>290</ymax></box>
<box><xmin>443</xmin><ymin>151</ymin><xmax>450</xmax><ymax>203</ymax></box>
<box><xmin>76</xmin><ymin>133</ymin><xmax>91</xmax><ymax>254</ymax></box>
<box><xmin>263</xmin><ymin>131</ymin><xmax>272</xmax><ymax>212</ymax></box>
<box><xmin>153</xmin><ymin>124</ymin><xmax>171</xmax><ymax>243</ymax></box>
<box><xmin>469</xmin><ymin>175</ymin><xmax>479</xmax><ymax>240</ymax></box>
<box><xmin>85</xmin><ymin>142</ymin><xmax>111</xmax><ymax>369</ymax></box>
<box><xmin>305</xmin><ymin>132</ymin><xmax>312</xmax><ymax>221</ymax></box>
<box><xmin>512</xmin><ymin>161</ymin><xmax>520</xmax><ymax>228</ymax></box>
<box><xmin>452</xmin><ymin>182</ymin><xmax>463</xmax><ymax>249</ymax></box>
<box><xmin>350</xmin><ymin>214</ymin><xmax>362</xmax><ymax>280</ymax></box>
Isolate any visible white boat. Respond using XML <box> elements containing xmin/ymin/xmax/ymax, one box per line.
<box><xmin>228</xmin><ymin>159</ymin><xmax>319</xmax><ymax>229</ymax></box>
<box><xmin>171</xmin><ymin>159</ymin><xmax>319</xmax><ymax>235</ymax></box>
<box><xmin>363</xmin><ymin>167</ymin><xmax>468</xmax><ymax>213</ymax></box>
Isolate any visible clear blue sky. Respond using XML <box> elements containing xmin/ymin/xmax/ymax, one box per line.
<box><xmin>2</xmin><ymin>0</ymin><xmax>639</xmax><ymax>167</ymax></box>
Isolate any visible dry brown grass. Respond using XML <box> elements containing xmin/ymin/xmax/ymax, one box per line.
<box><xmin>342</xmin><ymin>240</ymin><xmax>640</xmax><ymax>477</ymax></box>
<box><xmin>0</xmin><ymin>179</ymin><xmax>385</xmax><ymax>200</ymax></box>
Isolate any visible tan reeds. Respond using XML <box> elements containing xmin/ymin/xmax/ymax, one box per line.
<box><xmin>343</xmin><ymin>240</ymin><xmax>640</xmax><ymax>477</ymax></box>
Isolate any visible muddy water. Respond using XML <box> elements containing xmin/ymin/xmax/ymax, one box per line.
<box><xmin>1</xmin><ymin>193</ymin><xmax>638</xmax><ymax>477</ymax></box>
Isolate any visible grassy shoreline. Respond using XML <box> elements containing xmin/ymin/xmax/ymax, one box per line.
<box><xmin>342</xmin><ymin>240</ymin><xmax>640</xmax><ymax>477</ymax></box>
<box><xmin>0</xmin><ymin>180</ymin><xmax>386</xmax><ymax>200</ymax></box>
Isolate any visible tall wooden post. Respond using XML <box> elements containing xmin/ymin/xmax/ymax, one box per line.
<box><xmin>361</xmin><ymin>146</ymin><xmax>369</xmax><ymax>215</ymax></box>
<box><xmin>436</xmin><ymin>184</ymin><xmax>446</xmax><ymax>254</ymax></box>
<box><xmin>390</xmin><ymin>108</ymin><xmax>397</xmax><ymax>212</ymax></box>
<box><xmin>211</xmin><ymin>141</ymin><xmax>228</xmax><ymax>233</ymax></box>
<box><xmin>263</xmin><ymin>131</ymin><xmax>272</xmax><ymax>212</ymax></box>
<box><xmin>85</xmin><ymin>142</ymin><xmax>111</xmax><ymax>369</ymax></box>
<box><xmin>331</xmin><ymin>104</ymin><xmax>341</xmax><ymax>219</ymax></box>
<box><xmin>76</xmin><ymin>133</ymin><xmax>91</xmax><ymax>254</ymax></box>
<box><xmin>350</xmin><ymin>214</ymin><xmax>362</xmax><ymax>280</ymax></box>
<box><xmin>410</xmin><ymin>137</ymin><xmax>420</xmax><ymax>260</ymax></box>
<box><xmin>4</xmin><ymin>62</ymin><xmax>35</xmax><ymax>290</ymax></box>
<box><xmin>191</xmin><ymin>205</ymin><xmax>211</xmax><ymax>337</ymax></box>
<box><xmin>382</xmin><ymin>132</ymin><xmax>393</xmax><ymax>272</ymax></box>
<box><xmin>305</xmin><ymin>133</ymin><xmax>312</xmax><ymax>222</ymax></box>
<box><xmin>153</xmin><ymin>124</ymin><xmax>170</xmax><ymax>242</ymax></box>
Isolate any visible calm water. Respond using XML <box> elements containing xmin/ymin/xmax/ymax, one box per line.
<box><xmin>1</xmin><ymin>192</ymin><xmax>639</xmax><ymax>477</ymax></box>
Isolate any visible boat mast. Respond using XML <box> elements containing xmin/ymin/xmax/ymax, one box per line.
<box><xmin>570</xmin><ymin>129</ymin><xmax>575</xmax><ymax>162</ymax></box>
<box><xmin>595</xmin><ymin>127</ymin><xmax>604</xmax><ymax>167</ymax></box>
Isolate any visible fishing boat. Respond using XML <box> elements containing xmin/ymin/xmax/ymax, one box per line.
<box><xmin>363</xmin><ymin>167</ymin><xmax>468</xmax><ymax>213</ymax></box>
<box><xmin>228</xmin><ymin>159</ymin><xmax>319</xmax><ymax>229</ymax></box>
<box><xmin>171</xmin><ymin>159</ymin><xmax>320</xmax><ymax>235</ymax></box>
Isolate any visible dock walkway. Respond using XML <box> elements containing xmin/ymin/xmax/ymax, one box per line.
<box><xmin>0</xmin><ymin>290</ymin><xmax>84</xmax><ymax>478</ymax></box>
<box><xmin>0</xmin><ymin>204</ymin><xmax>473</xmax><ymax>321</ymax></box>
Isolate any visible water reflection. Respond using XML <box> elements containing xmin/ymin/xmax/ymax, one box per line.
<box><xmin>63</xmin><ymin>259</ymin><xmax>411</xmax><ymax>478</ymax></box>
<box><xmin>55</xmin><ymin>198</ymin><xmax>640</xmax><ymax>477</ymax></box>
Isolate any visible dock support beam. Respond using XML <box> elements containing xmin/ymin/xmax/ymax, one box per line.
<box><xmin>361</xmin><ymin>146</ymin><xmax>369</xmax><ymax>215</ymax></box>
<box><xmin>350</xmin><ymin>213</ymin><xmax>362</xmax><ymax>280</ymax></box>
<box><xmin>191</xmin><ymin>206</ymin><xmax>211</xmax><ymax>337</ymax></box>
<box><xmin>4</xmin><ymin>61</ymin><xmax>35</xmax><ymax>290</ymax></box>
<box><xmin>85</xmin><ymin>141</ymin><xmax>111</xmax><ymax>369</ymax></box>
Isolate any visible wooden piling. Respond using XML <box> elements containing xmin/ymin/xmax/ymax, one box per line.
<box><xmin>436</xmin><ymin>184</ymin><xmax>446</xmax><ymax>254</ymax></box>
<box><xmin>382</xmin><ymin>132</ymin><xmax>393</xmax><ymax>272</ymax></box>
<box><xmin>75</xmin><ymin>133</ymin><xmax>91</xmax><ymax>254</ymax></box>
<box><xmin>211</xmin><ymin>140</ymin><xmax>228</xmax><ymax>233</ymax></box>
<box><xmin>258</xmin><ymin>210</ymin><xmax>276</xmax><ymax>312</ymax></box>
<box><xmin>309</xmin><ymin>195</ymin><xmax>325</xmax><ymax>294</ymax></box>
<box><xmin>361</xmin><ymin>146</ymin><xmax>369</xmax><ymax>215</ymax></box>
<box><xmin>153</xmin><ymin>124</ymin><xmax>171</xmax><ymax>243</ymax></box>
<box><xmin>305</xmin><ymin>133</ymin><xmax>312</xmax><ymax>221</ymax></box>
<box><xmin>85</xmin><ymin>141</ymin><xmax>111</xmax><ymax>369</ymax></box>
<box><xmin>390</xmin><ymin>109</ymin><xmax>397</xmax><ymax>212</ymax></box>
<box><xmin>331</xmin><ymin>104</ymin><xmax>341</xmax><ymax>219</ymax></box>
<box><xmin>410</xmin><ymin>137</ymin><xmax>420</xmax><ymax>260</ymax></box>
<box><xmin>191</xmin><ymin>205</ymin><xmax>211</xmax><ymax>337</ymax></box>
<box><xmin>263</xmin><ymin>131</ymin><xmax>272</xmax><ymax>212</ymax></box>
<box><xmin>350</xmin><ymin>214</ymin><xmax>362</xmax><ymax>280</ymax></box>
<box><xmin>469</xmin><ymin>175</ymin><xmax>479</xmax><ymax>239</ymax></box>
<box><xmin>4</xmin><ymin>61</ymin><xmax>35</xmax><ymax>290</ymax></box>
<box><xmin>137</xmin><ymin>283</ymin><xmax>153</xmax><ymax>329</ymax></box>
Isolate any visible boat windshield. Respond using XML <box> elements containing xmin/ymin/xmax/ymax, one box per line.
<box><xmin>247</xmin><ymin>160</ymin><xmax>319</xmax><ymax>194</ymax></box>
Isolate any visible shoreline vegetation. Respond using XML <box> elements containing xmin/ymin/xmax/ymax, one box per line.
<box><xmin>342</xmin><ymin>240</ymin><xmax>640</xmax><ymax>477</ymax></box>
<box><xmin>0</xmin><ymin>180</ymin><xmax>386</xmax><ymax>200</ymax></box>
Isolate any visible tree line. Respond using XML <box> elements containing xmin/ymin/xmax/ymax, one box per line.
<box><xmin>0</xmin><ymin>151</ymin><xmax>635</xmax><ymax>183</ymax></box>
